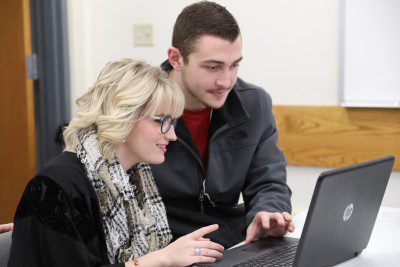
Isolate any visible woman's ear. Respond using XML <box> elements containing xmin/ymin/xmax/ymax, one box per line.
<box><xmin>167</xmin><ymin>47</ymin><xmax>183</xmax><ymax>71</ymax></box>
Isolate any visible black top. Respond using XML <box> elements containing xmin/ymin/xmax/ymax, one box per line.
<box><xmin>8</xmin><ymin>152</ymin><xmax>124</xmax><ymax>267</ymax></box>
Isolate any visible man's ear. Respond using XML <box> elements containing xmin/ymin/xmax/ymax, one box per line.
<box><xmin>168</xmin><ymin>47</ymin><xmax>184</xmax><ymax>71</ymax></box>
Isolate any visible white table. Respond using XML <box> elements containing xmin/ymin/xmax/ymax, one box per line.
<box><xmin>286</xmin><ymin>207</ymin><xmax>400</xmax><ymax>266</ymax></box>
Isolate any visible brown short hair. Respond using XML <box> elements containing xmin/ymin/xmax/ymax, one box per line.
<box><xmin>172</xmin><ymin>1</ymin><xmax>240</xmax><ymax>62</ymax></box>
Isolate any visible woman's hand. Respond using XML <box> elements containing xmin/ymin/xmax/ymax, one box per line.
<box><xmin>133</xmin><ymin>224</ymin><xmax>224</xmax><ymax>267</ymax></box>
<box><xmin>0</xmin><ymin>223</ymin><xmax>13</xmax><ymax>234</ymax></box>
<box><xmin>161</xmin><ymin>224</ymin><xmax>224</xmax><ymax>266</ymax></box>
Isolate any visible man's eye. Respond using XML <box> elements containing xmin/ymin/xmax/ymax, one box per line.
<box><xmin>205</xmin><ymin>66</ymin><xmax>219</xmax><ymax>71</ymax></box>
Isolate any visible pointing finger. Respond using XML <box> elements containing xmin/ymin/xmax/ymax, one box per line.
<box><xmin>190</xmin><ymin>224</ymin><xmax>219</xmax><ymax>239</ymax></box>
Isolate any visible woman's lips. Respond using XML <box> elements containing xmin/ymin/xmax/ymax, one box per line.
<box><xmin>157</xmin><ymin>144</ymin><xmax>167</xmax><ymax>152</ymax></box>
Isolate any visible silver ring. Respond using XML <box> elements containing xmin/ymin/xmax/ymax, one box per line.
<box><xmin>194</xmin><ymin>247</ymin><xmax>201</xmax><ymax>256</ymax></box>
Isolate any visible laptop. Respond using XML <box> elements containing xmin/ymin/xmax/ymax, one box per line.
<box><xmin>198</xmin><ymin>155</ymin><xmax>395</xmax><ymax>267</ymax></box>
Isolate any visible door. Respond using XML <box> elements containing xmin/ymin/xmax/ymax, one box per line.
<box><xmin>0</xmin><ymin>0</ymin><xmax>36</xmax><ymax>223</ymax></box>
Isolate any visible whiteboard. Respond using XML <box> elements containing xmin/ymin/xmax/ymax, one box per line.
<box><xmin>340</xmin><ymin>0</ymin><xmax>400</xmax><ymax>108</ymax></box>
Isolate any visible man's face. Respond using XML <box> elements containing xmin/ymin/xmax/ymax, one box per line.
<box><xmin>180</xmin><ymin>35</ymin><xmax>243</xmax><ymax>110</ymax></box>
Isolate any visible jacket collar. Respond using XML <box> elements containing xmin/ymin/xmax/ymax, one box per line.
<box><xmin>208</xmin><ymin>87</ymin><xmax>250</xmax><ymax>139</ymax></box>
<box><xmin>175</xmin><ymin>84</ymin><xmax>250</xmax><ymax>150</ymax></box>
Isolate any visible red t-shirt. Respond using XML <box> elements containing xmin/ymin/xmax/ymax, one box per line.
<box><xmin>181</xmin><ymin>108</ymin><xmax>212</xmax><ymax>160</ymax></box>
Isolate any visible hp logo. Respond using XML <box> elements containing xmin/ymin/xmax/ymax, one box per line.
<box><xmin>343</xmin><ymin>203</ymin><xmax>354</xmax><ymax>221</ymax></box>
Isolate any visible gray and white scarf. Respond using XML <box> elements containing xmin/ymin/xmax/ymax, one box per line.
<box><xmin>76</xmin><ymin>131</ymin><xmax>172</xmax><ymax>263</ymax></box>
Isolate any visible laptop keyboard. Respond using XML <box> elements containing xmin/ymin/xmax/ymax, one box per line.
<box><xmin>232</xmin><ymin>243</ymin><xmax>298</xmax><ymax>267</ymax></box>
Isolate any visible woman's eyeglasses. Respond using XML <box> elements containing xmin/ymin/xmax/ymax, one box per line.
<box><xmin>144</xmin><ymin>115</ymin><xmax>178</xmax><ymax>134</ymax></box>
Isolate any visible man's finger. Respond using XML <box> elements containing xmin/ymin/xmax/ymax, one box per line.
<box><xmin>287</xmin><ymin>222</ymin><xmax>295</xmax><ymax>232</ymax></box>
<box><xmin>256</xmin><ymin>212</ymin><xmax>271</xmax><ymax>230</ymax></box>
<box><xmin>258</xmin><ymin>212</ymin><xmax>285</xmax><ymax>229</ymax></box>
<box><xmin>245</xmin><ymin>230</ymin><xmax>255</xmax><ymax>244</ymax></box>
<box><xmin>271</xmin><ymin>212</ymin><xmax>286</xmax><ymax>226</ymax></box>
<box><xmin>245</xmin><ymin>221</ymin><xmax>257</xmax><ymax>244</ymax></box>
<box><xmin>282</xmin><ymin>212</ymin><xmax>292</xmax><ymax>223</ymax></box>
<box><xmin>190</xmin><ymin>224</ymin><xmax>219</xmax><ymax>239</ymax></box>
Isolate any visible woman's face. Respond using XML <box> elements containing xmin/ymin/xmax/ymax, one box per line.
<box><xmin>121</xmin><ymin>114</ymin><xmax>177</xmax><ymax>165</ymax></box>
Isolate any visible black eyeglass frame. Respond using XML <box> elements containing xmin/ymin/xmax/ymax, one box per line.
<box><xmin>144</xmin><ymin>115</ymin><xmax>178</xmax><ymax>134</ymax></box>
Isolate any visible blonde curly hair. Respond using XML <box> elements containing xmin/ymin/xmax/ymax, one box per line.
<box><xmin>63</xmin><ymin>58</ymin><xmax>185</xmax><ymax>161</ymax></box>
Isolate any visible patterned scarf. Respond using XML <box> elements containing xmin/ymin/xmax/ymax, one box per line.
<box><xmin>75</xmin><ymin>131</ymin><xmax>172</xmax><ymax>263</ymax></box>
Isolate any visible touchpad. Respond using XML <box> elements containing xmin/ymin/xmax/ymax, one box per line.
<box><xmin>242</xmin><ymin>238</ymin><xmax>285</xmax><ymax>253</ymax></box>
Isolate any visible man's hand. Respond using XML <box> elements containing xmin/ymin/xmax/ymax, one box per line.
<box><xmin>0</xmin><ymin>223</ymin><xmax>13</xmax><ymax>234</ymax></box>
<box><xmin>245</xmin><ymin>211</ymin><xmax>295</xmax><ymax>244</ymax></box>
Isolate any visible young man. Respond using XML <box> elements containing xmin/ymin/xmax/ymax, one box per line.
<box><xmin>151</xmin><ymin>1</ymin><xmax>294</xmax><ymax>248</ymax></box>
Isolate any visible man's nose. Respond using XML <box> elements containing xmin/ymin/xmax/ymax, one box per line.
<box><xmin>216</xmin><ymin>70</ymin><xmax>231</xmax><ymax>88</ymax></box>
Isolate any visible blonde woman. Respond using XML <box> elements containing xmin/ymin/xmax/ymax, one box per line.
<box><xmin>8</xmin><ymin>59</ymin><xmax>224</xmax><ymax>267</ymax></box>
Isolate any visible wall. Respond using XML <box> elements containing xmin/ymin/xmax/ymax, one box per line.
<box><xmin>66</xmin><ymin>0</ymin><xmax>400</xmax><ymax>213</ymax></box>
<box><xmin>67</xmin><ymin>0</ymin><xmax>339</xmax><ymax>111</ymax></box>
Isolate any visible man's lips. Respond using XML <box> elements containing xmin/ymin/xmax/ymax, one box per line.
<box><xmin>209</xmin><ymin>89</ymin><xmax>229</xmax><ymax>99</ymax></box>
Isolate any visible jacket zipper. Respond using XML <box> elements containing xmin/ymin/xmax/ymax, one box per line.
<box><xmin>201</xmin><ymin>118</ymin><xmax>249</xmax><ymax>214</ymax></box>
<box><xmin>177</xmin><ymin>138</ymin><xmax>206</xmax><ymax>214</ymax></box>
<box><xmin>199</xmin><ymin>190</ymin><xmax>205</xmax><ymax>214</ymax></box>
<box><xmin>179</xmin><ymin>117</ymin><xmax>249</xmax><ymax>214</ymax></box>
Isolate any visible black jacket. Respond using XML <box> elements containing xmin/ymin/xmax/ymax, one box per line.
<box><xmin>8</xmin><ymin>152</ymin><xmax>123</xmax><ymax>267</ymax></box>
<box><xmin>151</xmin><ymin>69</ymin><xmax>292</xmax><ymax>248</ymax></box>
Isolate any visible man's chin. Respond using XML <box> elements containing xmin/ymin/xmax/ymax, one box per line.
<box><xmin>205</xmin><ymin>101</ymin><xmax>225</xmax><ymax>110</ymax></box>
<box><xmin>203</xmin><ymin>97</ymin><xmax>228</xmax><ymax>109</ymax></box>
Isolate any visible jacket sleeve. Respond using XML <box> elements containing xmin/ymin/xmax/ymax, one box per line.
<box><xmin>8</xmin><ymin>175</ymin><xmax>123</xmax><ymax>267</ymax></box>
<box><xmin>241</xmin><ymin>92</ymin><xmax>292</xmax><ymax>227</ymax></box>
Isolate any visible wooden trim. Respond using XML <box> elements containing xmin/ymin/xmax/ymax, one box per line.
<box><xmin>23</xmin><ymin>0</ymin><xmax>36</xmax><ymax>174</ymax></box>
<box><xmin>0</xmin><ymin>0</ymin><xmax>35</xmax><ymax>223</ymax></box>
<box><xmin>273</xmin><ymin>106</ymin><xmax>400</xmax><ymax>171</ymax></box>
